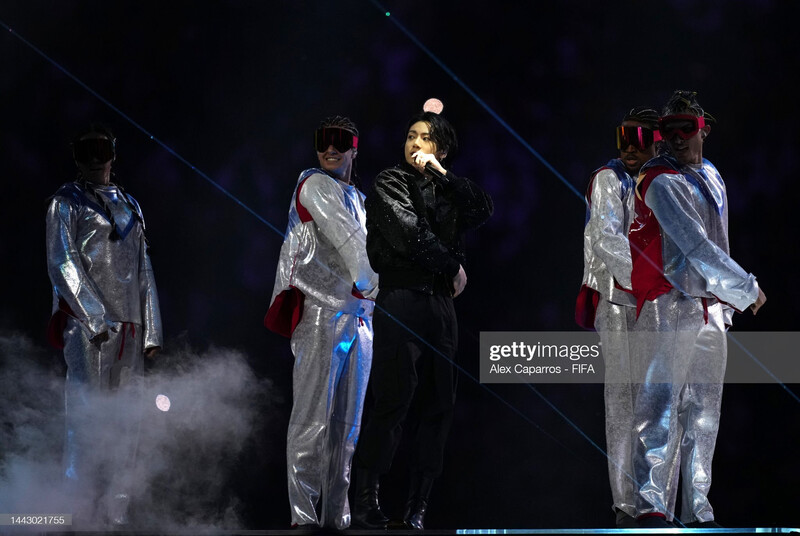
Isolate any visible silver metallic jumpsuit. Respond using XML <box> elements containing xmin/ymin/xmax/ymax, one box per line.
<box><xmin>629</xmin><ymin>155</ymin><xmax>760</xmax><ymax>523</ymax></box>
<box><xmin>266</xmin><ymin>169</ymin><xmax>378</xmax><ymax>529</ymax></box>
<box><xmin>578</xmin><ymin>159</ymin><xmax>642</xmax><ymax>520</ymax></box>
<box><xmin>46</xmin><ymin>180</ymin><xmax>162</xmax><ymax>524</ymax></box>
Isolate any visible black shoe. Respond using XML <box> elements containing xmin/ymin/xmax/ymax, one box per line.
<box><xmin>403</xmin><ymin>503</ymin><xmax>428</xmax><ymax>530</ymax></box>
<box><xmin>386</xmin><ymin>518</ymin><xmax>408</xmax><ymax>530</ymax></box>
<box><xmin>402</xmin><ymin>474</ymin><xmax>434</xmax><ymax>530</ymax></box>
<box><xmin>350</xmin><ymin>468</ymin><xmax>388</xmax><ymax>530</ymax></box>
<box><xmin>685</xmin><ymin>519</ymin><xmax>723</xmax><ymax>528</ymax></box>
<box><xmin>636</xmin><ymin>514</ymin><xmax>673</xmax><ymax>528</ymax></box>
<box><xmin>614</xmin><ymin>509</ymin><xmax>638</xmax><ymax>528</ymax></box>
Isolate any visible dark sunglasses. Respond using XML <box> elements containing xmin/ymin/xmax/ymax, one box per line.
<box><xmin>658</xmin><ymin>114</ymin><xmax>707</xmax><ymax>140</ymax></box>
<box><xmin>616</xmin><ymin>125</ymin><xmax>661</xmax><ymax>151</ymax></box>
<box><xmin>314</xmin><ymin>127</ymin><xmax>358</xmax><ymax>153</ymax></box>
<box><xmin>73</xmin><ymin>138</ymin><xmax>116</xmax><ymax>164</ymax></box>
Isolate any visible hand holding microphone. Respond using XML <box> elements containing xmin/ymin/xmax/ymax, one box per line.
<box><xmin>411</xmin><ymin>151</ymin><xmax>447</xmax><ymax>179</ymax></box>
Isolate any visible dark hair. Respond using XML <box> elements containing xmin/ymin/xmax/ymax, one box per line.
<box><xmin>71</xmin><ymin>122</ymin><xmax>116</xmax><ymax>145</ymax></box>
<box><xmin>319</xmin><ymin>115</ymin><xmax>358</xmax><ymax>137</ymax></box>
<box><xmin>622</xmin><ymin>106</ymin><xmax>659</xmax><ymax>130</ymax></box>
<box><xmin>662</xmin><ymin>90</ymin><xmax>716</xmax><ymax>124</ymax></box>
<box><xmin>406</xmin><ymin>111</ymin><xmax>458</xmax><ymax>165</ymax></box>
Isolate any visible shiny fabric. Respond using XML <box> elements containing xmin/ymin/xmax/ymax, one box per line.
<box><xmin>268</xmin><ymin>169</ymin><xmax>377</xmax><ymax>529</ymax></box>
<box><xmin>596</xmin><ymin>301</ymin><xmax>647</xmax><ymax>519</ymax></box>
<box><xmin>632</xmin><ymin>156</ymin><xmax>758</xmax><ymax>314</ymax></box>
<box><xmin>581</xmin><ymin>161</ymin><xmax>637</xmax><ymax>306</ymax></box>
<box><xmin>46</xmin><ymin>182</ymin><xmax>162</xmax><ymax>347</ymax></box>
<box><xmin>270</xmin><ymin>169</ymin><xmax>378</xmax><ymax>311</ymax></box>
<box><xmin>62</xmin><ymin>317</ymin><xmax>144</xmax><ymax>525</ymax></box>
<box><xmin>629</xmin><ymin>155</ymin><xmax>760</xmax><ymax>523</ymax></box>
<box><xmin>579</xmin><ymin>160</ymin><xmax>639</xmax><ymax>517</ymax></box>
<box><xmin>46</xmin><ymin>180</ymin><xmax>161</xmax><ymax>525</ymax></box>
<box><xmin>365</xmin><ymin>162</ymin><xmax>493</xmax><ymax>293</ymax></box>
<box><xmin>287</xmin><ymin>303</ymin><xmax>372</xmax><ymax>529</ymax></box>
<box><xmin>630</xmin><ymin>293</ymin><xmax>726</xmax><ymax>523</ymax></box>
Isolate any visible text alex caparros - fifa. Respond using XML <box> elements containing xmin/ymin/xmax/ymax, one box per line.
<box><xmin>480</xmin><ymin>331</ymin><xmax>800</xmax><ymax>384</ymax></box>
<box><xmin>480</xmin><ymin>332</ymin><xmax>604</xmax><ymax>384</ymax></box>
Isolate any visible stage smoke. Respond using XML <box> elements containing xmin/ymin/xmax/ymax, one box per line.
<box><xmin>0</xmin><ymin>332</ymin><xmax>66</xmax><ymax>523</ymax></box>
<box><xmin>0</xmin><ymin>331</ymin><xmax>278</xmax><ymax>530</ymax></box>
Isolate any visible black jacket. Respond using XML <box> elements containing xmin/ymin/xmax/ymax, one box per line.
<box><xmin>365</xmin><ymin>162</ymin><xmax>493</xmax><ymax>295</ymax></box>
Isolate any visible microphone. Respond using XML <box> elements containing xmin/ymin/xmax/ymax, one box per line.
<box><xmin>424</xmin><ymin>162</ymin><xmax>446</xmax><ymax>181</ymax></box>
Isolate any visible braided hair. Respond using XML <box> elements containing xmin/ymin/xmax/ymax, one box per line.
<box><xmin>622</xmin><ymin>106</ymin><xmax>659</xmax><ymax>130</ymax></box>
<box><xmin>318</xmin><ymin>116</ymin><xmax>361</xmax><ymax>189</ymax></box>
<box><xmin>319</xmin><ymin>115</ymin><xmax>358</xmax><ymax>137</ymax></box>
<box><xmin>662</xmin><ymin>90</ymin><xmax>717</xmax><ymax>124</ymax></box>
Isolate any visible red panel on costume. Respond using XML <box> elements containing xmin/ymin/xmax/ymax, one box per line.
<box><xmin>295</xmin><ymin>177</ymin><xmax>313</xmax><ymax>223</ymax></box>
<box><xmin>575</xmin><ymin>284</ymin><xmax>600</xmax><ymax>330</ymax></box>
<box><xmin>46</xmin><ymin>298</ymin><xmax>74</xmax><ymax>350</ymax></box>
<box><xmin>264</xmin><ymin>286</ymin><xmax>305</xmax><ymax>338</ymax></box>
<box><xmin>575</xmin><ymin>167</ymin><xmax>610</xmax><ymax>330</ymax></box>
<box><xmin>351</xmin><ymin>285</ymin><xmax>366</xmax><ymax>300</ymax></box>
<box><xmin>629</xmin><ymin>166</ymin><xmax>674</xmax><ymax>315</ymax></box>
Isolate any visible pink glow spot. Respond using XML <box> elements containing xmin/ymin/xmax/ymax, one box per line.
<box><xmin>156</xmin><ymin>394</ymin><xmax>171</xmax><ymax>412</ymax></box>
<box><xmin>423</xmin><ymin>98</ymin><xmax>444</xmax><ymax>114</ymax></box>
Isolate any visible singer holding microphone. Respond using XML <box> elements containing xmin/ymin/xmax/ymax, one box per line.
<box><xmin>352</xmin><ymin>102</ymin><xmax>493</xmax><ymax>530</ymax></box>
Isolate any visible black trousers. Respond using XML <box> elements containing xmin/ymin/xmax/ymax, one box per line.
<box><xmin>355</xmin><ymin>288</ymin><xmax>458</xmax><ymax>478</ymax></box>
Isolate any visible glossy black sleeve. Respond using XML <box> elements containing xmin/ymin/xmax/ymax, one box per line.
<box><xmin>444</xmin><ymin>171</ymin><xmax>494</xmax><ymax>229</ymax></box>
<box><xmin>367</xmin><ymin>170</ymin><xmax>461</xmax><ymax>278</ymax></box>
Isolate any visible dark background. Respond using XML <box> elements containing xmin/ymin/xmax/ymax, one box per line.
<box><xmin>1</xmin><ymin>0</ymin><xmax>798</xmax><ymax>529</ymax></box>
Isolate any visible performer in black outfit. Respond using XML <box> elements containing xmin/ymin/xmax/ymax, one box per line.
<box><xmin>352</xmin><ymin>108</ymin><xmax>493</xmax><ymax>530</ymax></box>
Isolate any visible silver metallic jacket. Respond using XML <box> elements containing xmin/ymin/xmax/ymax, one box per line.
<box><xmin>46</xmin><ymin>181</ymin><xmax>162</xmax><ymax>348</ymax></box>
<box><xmin>631</xmin><ymin>155</ymin><xmax>759</xmax><ymax>312</ymax></box>
<box><xmin>268</xmin><ymin>169</ymin><xmax>378</xmax><ymax>320</ymax></box>
<box><xmin>580</xmin><ymin>159</ymin><xmax>637</xmax><ymax>308</ymax></box>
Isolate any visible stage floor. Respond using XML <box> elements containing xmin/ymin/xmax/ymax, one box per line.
<box><xmin>11</xmin><ymin>528</ymin><xmax>800</xmax><ymax>536</ymax></box>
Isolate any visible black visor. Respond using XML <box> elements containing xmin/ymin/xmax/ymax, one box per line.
<box><xmin>314</xmin><ymin>127</ymin><xmax>358</xmax><ymax>153</ymax></box>
<box><xmin>616</xmin><ymin>125</ymin><xmax>660</xmax><ymax>151</ymax></box>
<box><xmin>73</xmin><ymin>138</ymin><xmax>116</xmax><ymax>164</ymax></box>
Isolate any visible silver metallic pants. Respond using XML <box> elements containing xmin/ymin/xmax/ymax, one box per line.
<box><xmin>62</xmin><ymin>317</ymin><xmax>144</xmax><ymax>526</ymax></box>
<box><xmin>596</xmin><ymin>299</ymin><xmax>637</xmax><ymax>518</ymax></box>
<box><xmin>631</xmin><ymin>290</ymin><xmax>726</xmax><ymax>523</ymax></box>
<box><xmin>287</xmin><ymin>303</ymin><xmax>373</xmax><ymax>529</ymax></box>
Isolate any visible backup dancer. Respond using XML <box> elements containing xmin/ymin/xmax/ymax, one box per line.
<box><xmin>265</xmin><ymin>116</ymin><xmax>378</xmax><ymax>530</ymax></box>
<box><xmin>46</xmin><ymin>123</ymin><xmax>162</xmax><ymax>526</ymax></box>
<box><xmin>576</xmin><ymin>107</ymin><xmax>660</xmax><ymax>528</ymax></box>
<box><xmin>628</xmin><ymin>91</ymin><xmax>766</xmax><ymax>527</ymax></box>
